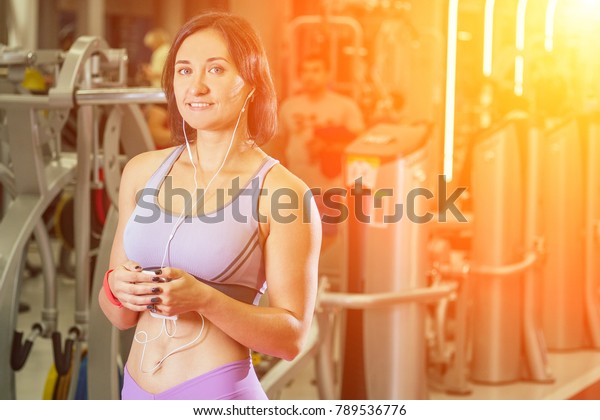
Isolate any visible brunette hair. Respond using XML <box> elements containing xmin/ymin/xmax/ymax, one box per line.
<box><xmin>161</xmin><ymin>11</ymin><xmax>277</xmax><ymax>145</ymax></box>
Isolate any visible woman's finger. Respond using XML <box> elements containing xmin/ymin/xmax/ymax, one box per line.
<box><xmin>120</xmin><ymin>261</ymin><xmax>143</xmax><ymax>272</ymax></box>
<box><xmin>121</xmin><ymin>300</ymin><xmax>151</xmax><ymax>312</ymax></box>
<box><xmin>152</xmin><ymin>266</ymin><xmax>183</xmax><ymax>281</ymax></box>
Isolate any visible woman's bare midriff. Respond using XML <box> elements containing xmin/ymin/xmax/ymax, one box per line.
<box><xmin>126</xmin><ymin>310</ymin><xmax>249</xmax><ymax>394</ymax></box>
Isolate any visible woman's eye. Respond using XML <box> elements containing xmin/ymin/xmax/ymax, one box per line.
<box><xmin>177</xmin><ymin>67</ymin><xmax>191</xmax><ymax>75</ymax></box>
<box><xmin>209</xmin><ymin>66</ymin><xmax>224</xmax><ymax>74</ymax></box>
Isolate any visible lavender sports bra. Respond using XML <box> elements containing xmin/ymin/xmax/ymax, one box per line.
<box><xmin>123</xmin><ymin>146</ymin><xmax>279</xmax><ymax>305</ymax></box>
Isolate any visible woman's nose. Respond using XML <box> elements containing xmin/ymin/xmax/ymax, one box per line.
<box><xmin>190</xmin><ymin>74</ymin><xmax>209</xmax><ymax>95</ymax></box>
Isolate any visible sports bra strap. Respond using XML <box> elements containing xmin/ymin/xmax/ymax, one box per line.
<box><xmin>255</xmin><ymin>157</ymin><xmax>279</xmax><ymax>187</ymax></box>
<box><xmin>145</xmin><ymin>145</ymin><xmax>185</xmax><ymax>191</ymax></box>
<box><xmin>250</xmin><ymin>157</ymin><xmax>279</xmax><ymax>215</ymax></box>
<box><xmin>146</xmin><ymin>147</ymin><xmax>278</xmax><ymax>191</ymax></box>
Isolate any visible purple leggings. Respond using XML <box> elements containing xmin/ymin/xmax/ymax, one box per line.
<box><xmin>122</xmin><ymin>358</ymin><xmax>268</xmax><ymax>400</ymax></box>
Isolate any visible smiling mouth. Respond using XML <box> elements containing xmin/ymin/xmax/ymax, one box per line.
<box><xmin>187</xmin><ymin>102</ymin><xmax>213</xmax><ymax>109</ymax></box>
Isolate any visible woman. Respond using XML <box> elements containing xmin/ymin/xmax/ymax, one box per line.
<box><xmin>99</xmin><ymin>12</ymin><xmax>321</xmax><ymax>400</ymax></box>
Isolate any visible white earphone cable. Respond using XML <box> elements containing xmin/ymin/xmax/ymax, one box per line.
<box><xmin>135</xmin><ymin>314</ymin><xmax>205</xmax><ymax>374</ymax></box>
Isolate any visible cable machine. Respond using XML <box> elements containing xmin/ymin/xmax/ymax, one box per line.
<box><xmin>0</xmin><ymin>37</ymin><xmax>156</xmax><ymax>399</ymax></box>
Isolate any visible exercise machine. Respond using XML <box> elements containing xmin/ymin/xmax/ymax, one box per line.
<box><xmin>0</xmin><ymin>37</ymin><xmax>156</xmax><ymax>399</ymax></box>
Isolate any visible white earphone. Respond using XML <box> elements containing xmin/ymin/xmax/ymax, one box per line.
<box><xmin>241</xmin><ymin>87</ymin><xmax>255</xmax><ymax>113</ymax></box>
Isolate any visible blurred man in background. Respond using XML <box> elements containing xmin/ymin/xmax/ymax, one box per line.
<box><xmin>277</xmin><ymin>53</ymin><xmax>365</xmax><ymax>280</ymax></box>
<box><xmin>278</xmin><ymin>53</ymin><xmax>365</xmax><ymax>192</ymax></box>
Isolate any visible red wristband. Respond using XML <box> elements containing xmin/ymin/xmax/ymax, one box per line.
<box><xmin>103</xmin><ymin>269</ymin><xmax>123</xmax><ymax>308</ymax></box>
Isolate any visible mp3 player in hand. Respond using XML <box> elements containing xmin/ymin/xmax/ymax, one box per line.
<box><xmin>141</xmin><ymin>268</ymin><xmax>169</xmax><ymax>282</ymax></box>
<box><xmin>142</xmin><ymin>267</ymin><xmax>177</xmax><ymax>320</ymax></box>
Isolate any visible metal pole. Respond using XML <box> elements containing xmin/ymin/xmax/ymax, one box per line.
<box><xmin>75</xmin><ymin>87</ymin><xmax>166</xmax><ymax>105</ymax></box>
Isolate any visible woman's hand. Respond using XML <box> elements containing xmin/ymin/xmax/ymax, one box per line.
<box><xmin>143</xmin><ymin>267</ymin><xmax>210</xmax><ymax>317</ymax></box>
<box><xmin>107</xmin><ymin>261</ymin><xmax>163</xmax><ymax>312</ymax></box>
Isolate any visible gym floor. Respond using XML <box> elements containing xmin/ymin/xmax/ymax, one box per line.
<box><xmin>14</xmin><ymin>240</ymin><xmax>600</xmax><ymax>400</ymax></box>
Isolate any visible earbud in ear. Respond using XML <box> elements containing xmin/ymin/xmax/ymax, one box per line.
<box><xmin>242</xmin><ymin>88</ymin><xmax>256</xmax><ymax>112</ymax></box>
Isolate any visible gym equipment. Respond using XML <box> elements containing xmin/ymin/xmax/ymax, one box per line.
<box><xmin>0</xmin><ymin>45</ymin><xmax>78</xmax><ymax>399</ymax></box>
<box><xmin>10</xmin><ymin>323</ymin><xmax>43</xmax><ymax>370</ymax></box>
<box><xmin>320</xmin><ymin>123</ymin><xmax>456</xmax><ymax>399</ymax></box>
<box><xmin>521</xmin><ymin>122</ymin><xmax>554</xmax><ymax>382</ymax></box>
<box><xmin>309</xmin><ymin>0</ymin><xmax>598</xmax><ymax>399</ymax></box>
<box><xmin>75</xmin><ymin>352</ymin><xmax>89</xmax><ymax>400</ymax></box>
<box><xmin>540</xmin><ymin>119</ymin><xmax>586</xmax><ymax>350</ymax></box>
<box><xmin>431</xmin><ymin>0</ymin><xmax>594</xmax><ymax>391</ymax></box>
<box><xmin>1</xmin><ymin>163</ymin><xmax>59</xmax><ymax>374</ymax></box>
<box><xmin>42</xmin><ymin>364</ymin><xmax>59</xmax><ymax>400</ymax></box>
<box><xmin>469</xmin><ymin>117</ymin><xmax>527</xmax><ymax>383</ymax></box>
<box><xmin>0</xmin><ymin>36</ymin><xmax>155</xmax><ymax>399</ymax></box>
<box><xmin>347</xmin><ymin>123</ymin><xmax>430</xmax><ymax>399</ymax></box>
<box><xmin>41</xmin><ymin>348</ymin><xmax>90</xmax><ymax>400</ymax></box>
<box><xmin>584</xmin><ymin>112</ymin><xmax>600</xmax><ymax>348</ymax></box>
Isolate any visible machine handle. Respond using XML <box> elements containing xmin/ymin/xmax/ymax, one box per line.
<box><xmin>318</xmin><ymin>284</ymin><xmax>456</xmax><ymax>310</ymax></box>
<box><xmin>469</xmin><ymin>251</ymin><xmax>537</xmax><ymax>277</ymax></box>
<box><xmin>75</xmin><ymin>87</ymin><xmax>165</xmax><ymax>105</ymax></box>
<box><xmin>10</xmin><ymin>323</ymin><xmax>43</xmax><ymax>371</ymax></box>
<box><xmin>51</xmin><ymin>327</ymin><xmax>80</xmax><ymax>376</ymax></box>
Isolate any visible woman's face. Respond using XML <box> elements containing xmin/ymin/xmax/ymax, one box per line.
<box><xmin>173</xmin><ymin>28</ymin><xmax>252</xmax><ymax>134</ymax></box>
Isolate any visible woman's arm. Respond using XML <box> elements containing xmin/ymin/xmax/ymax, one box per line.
<box><xmin>155</xmin><ymin>166</ymin><xmax>322</xmax><ymax>360</ymax></box>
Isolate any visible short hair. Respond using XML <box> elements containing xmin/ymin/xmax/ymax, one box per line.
<box><xmin>161</xmin><ymin>12</ymin><xmax>278</xmax><ymax>146</ymax></box>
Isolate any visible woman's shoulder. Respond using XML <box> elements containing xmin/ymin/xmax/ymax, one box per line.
<box><xmin>262</xmin><ymin>158</ymin><xmax>312</xmax><ymax>199</ymax></box>
<box><xmin>258</xmin><ymin>156</ymin><xmax>321</xmax><ymax>230</ymax></box>
<box><xmin>122</xmin><ymin>146</ymin><xmax>181</xmax><ymax>187</ymax></box>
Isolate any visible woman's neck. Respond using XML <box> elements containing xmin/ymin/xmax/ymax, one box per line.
<box><xmin>191</xmin><ymin>127</ymin><xmax>249</xmax><ymax>174</ymax></box>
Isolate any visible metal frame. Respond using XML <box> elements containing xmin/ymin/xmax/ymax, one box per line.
<box><xmin>0</xmin><ymin>37</ymin><xmax>157</xmax><ymax>399</ymax></box>
<box><xmin>584</xmin><ymin>117</ymin><xmax>600</xmax><ymax>348</ymax></box>
<box><xmin>0</xmin><ymin>95</ymin><xmax>77</xmax><ymax>399</ymax></box>
<box><xmin>314</xmin><ymin>280</ymin><xmax>457</xmax><ymax>399</ymax></box>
